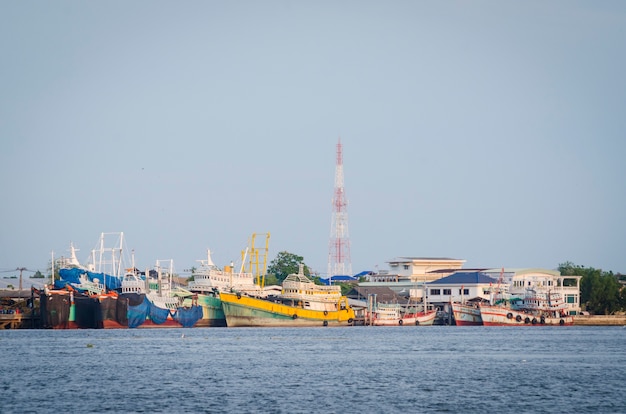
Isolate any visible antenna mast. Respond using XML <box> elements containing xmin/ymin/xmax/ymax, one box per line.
<box><xmin>327</xmin><ymin>138</ymin><xmax>352</xmax><ymax>277</ymax></box>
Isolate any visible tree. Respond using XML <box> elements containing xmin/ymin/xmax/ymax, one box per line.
<box><xmin>32</xmin><ymin>271</ymin><xmax>45</xmax><ymax>279</ymax></box>
<box><xmin>187</xmin><ymin>266</ymin><xmax>197</xmax><ymax>282</ymax></box>
<box><xmin>267</xmin><ymin>251</ymin><xmax>310</xmax><ymax>284</ymax></box>
<box><xmin>558</xmin><ymin>262</ymin><xmax>625</xmax><ymax>314</ymax></box>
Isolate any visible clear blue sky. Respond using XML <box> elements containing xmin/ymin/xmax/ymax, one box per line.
<box><xmin>1</xmin><ymin>1</ymin><xmax>625</xmax><ymax>277</ymax></box>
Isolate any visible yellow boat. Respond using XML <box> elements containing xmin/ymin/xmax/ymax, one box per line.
<box><xmin>219</xmin><ymin>265</ymin><xmax>355</xmax><ymax>327</ymax></box>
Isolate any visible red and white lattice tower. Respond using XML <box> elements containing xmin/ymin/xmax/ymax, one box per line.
<box><xmin>327</xmin><ymin>138</ymin><xmax>352</xmax><ymax>277</ymax></box>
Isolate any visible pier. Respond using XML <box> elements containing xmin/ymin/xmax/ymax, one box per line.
<box><xmin>573</xmin><ymin>315</ymin><xmax>626</xmax><ymax>326</ymax></box>
<box><xmin>0</xmin><ymin>312</ymin><xmax>39</xmax><ymax>329</ymax></box>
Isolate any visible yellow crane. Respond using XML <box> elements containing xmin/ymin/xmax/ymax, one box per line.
<box><xmin>241</xmin><ymin>232</ymin><xmax>270</xmax><ymax>287</ymax></box>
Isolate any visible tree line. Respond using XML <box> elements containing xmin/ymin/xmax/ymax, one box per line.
<box><xmin>559</xmin><ymin>261</ymin><xmax>626</xmax><ymax>315</ymax></box>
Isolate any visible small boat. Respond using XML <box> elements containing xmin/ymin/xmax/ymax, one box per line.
<box><xmin>369</xmin><ymin>303</ymin><xmax>437</xmax><ymax>326</ymax></box>
<box><xmin>451</xmin><ymin>269</ymin><xmax>507</xmax><ymax>326</ymax></box>
<box><xmin>451</xmin><ymin>301</ymin><xmax>483</xmax><ymax>326</ymax></box>
<box><xmin>219</xmin><ymin>264</ymin><xmax>355</xmax><ymax>327</ymax></box>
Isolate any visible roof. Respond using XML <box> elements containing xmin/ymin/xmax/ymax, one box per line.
<box><xmin>483</xmin><ymin>268</ymin><xmax>561</xmax><ymax>277</ymax></box>
<box><xmin>320</xmin><ymin>275</ymin><xmax>358</xmax><ymax>285</ymax></box>
<box><xmin>0</xmin><ymin>289</ymin><xmax>36</xmax><ymax>299</ymax></box>
<box><xmin>388</xmin><ymin>257</ymin><xmax>464</xmax><ymax>263</ymax></box>
<box><xmin>427</xmin><ymin>272</ymin><xmax>497</xmax><ymax>285</ymax></box>
<box><xmin>345</xmin><ymin>286</ymin><xmax>403</xmax><ymax>303</ymax></box>
<box><xmin>427</xmin><ymin>268</ymin><xmax>490</xmax><ymax>274</ymax></box>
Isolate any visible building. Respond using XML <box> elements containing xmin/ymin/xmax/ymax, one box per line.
<box><xmin>423</xmin><ymin>268</ymin><xmax>582</xmax><ymax>315</ymax></box>
<box><xmin>361</xmin><ymin>257</ymin><xmax>467</xmax><ymax>296</ymax></box>
<box><xmin>425</xmin><ymin>272</ymin><xmax>497</xmax><ymax>306</ymax></box>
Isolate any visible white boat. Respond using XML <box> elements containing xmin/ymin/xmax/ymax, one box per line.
<box><xmin>369</xmin><ymin>303</ymin><xmax>437</xmax><ymax>326</ymax></box>
<box><xmin>451</xmin><ymin>301</ymin><xmax>483</xmax><ymax>326</ymax></box>
<box><xmin>187</xmin><ymin>250</ymin><xmax>276</xmax><ymax>297</ymax></box>
<box><xmin>480</xmin><ymin>289</ymin><xmax>573</xmax><ymax>326</ymax></box>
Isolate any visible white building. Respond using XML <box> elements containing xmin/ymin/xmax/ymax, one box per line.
<box><xmin>362</xmin><ymin>257</ymin><xmax>466</xmax><ymax>296</ymax></box>
<box><xmin>423</xmin><ymin>268</ymin><xmax>582</xmax><ymax>315</ymax></box>
<box><xmin>424</xmin><ymin>272</ymin><xmax>497</xmax><ymax>305</ymax></box>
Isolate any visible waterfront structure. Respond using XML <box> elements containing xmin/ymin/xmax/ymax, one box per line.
<box><xmin>360</xmin><ymin>257</ymin><xmax>467</xmax><ymax>296</ymax></box>
<box><xmin>425</xmin><ymin>268</ymin><xmax>582</xmax><ymax>315</ymax></box>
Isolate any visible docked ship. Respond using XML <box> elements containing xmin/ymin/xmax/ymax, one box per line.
<box><xmin>43</xmin><ymin>234</ymin><xmax>202</xmax><ymax>329</ymax></box>
<box><xmin>368</xmin><ymin>303</ymin><xmax>437</xmax><ymax>326</ymax></box>
<box><xmin>479</xmin><ymin>290</ymin><xmax>574</xmax><ymax>326</ymax></box>
<box><xmin>220</xmin><ymin>264</ymin><xmax>355</xmax><ymax>327</ymax></box>
<box><xmin>450</xmin><ymin>301</ymin><xmax>483</xmax><ymax>326</ymax></box>
<box><xmin>187</xmin><ymin>249</ymin><xmax>280</xmax><ymax>327</ymax></box>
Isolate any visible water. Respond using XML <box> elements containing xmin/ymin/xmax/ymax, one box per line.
<box><xmin>1</xmin><ymin>326</ymin><xmax>624</xmax><ymax>413</ymax></box>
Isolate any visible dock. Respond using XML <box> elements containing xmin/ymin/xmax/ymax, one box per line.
<box><xmin>573</xmin><ymin>315</ymin><xmax>626</xmax><ymax>326</ymax></box>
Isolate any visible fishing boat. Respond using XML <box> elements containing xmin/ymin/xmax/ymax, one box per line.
<box><xmin>187</xmin><ymin>248</ymin><xmax>280</xmax><ymax>327</ymax></box>
<box><xmin>451</xmin><ymin>269</ymin><xmax>510</xmax><ymax>326</ymax></box>
<box><xmin>187</xmin><ymin>250</ymin><xmax>253</xmax><ymax>327</ymax></box>
<box><xmin>48</xmin><ymin>234</ymin><xmax>202</xmax><ymax>329</ymax></box>
<box><xmin>137</xmin><ymin>260</ymin><xmax>202</xmax><ymax>328</ymax></box>
<box><xmin>479</xmin><ymin>290</ymin><xmax>573</xmax><ymax>326</ymax></box>
<box><xmin>44</xmin><ymin>234</ymin><xmax>128</xmax><ymax>329</ymax></box>
<box><xmin>451</xmin><ymin>302</ymin><xmax>482</xmax><ymax>326</ymax></box>
<box><xmin>369</xmin><ymin>303</ymin><xmax>437</xmax><ymax>326</ymax></box>
<box><xmin>451</xmin><ymin>300</ymin><xmax>484</xmax><ymax>326</ymax></box>
<box><xmin>219</xmin><ymin>264</ymin><xmax>355</xmax><ymax>327</ymax></box>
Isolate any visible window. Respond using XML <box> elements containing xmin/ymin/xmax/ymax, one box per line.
<box><xmin>566</xmin><ymin>295</ymin><xmax>577</xmax><ymax>304</ymax></box>
<box><xmin>443</xmin><ymin>289</ymin><xmax>451</xmax><ymax>295</ymax></box>
<box><xmin>464</xmin><ymin>289</ymin><xmax>469</xmax><ymax>295</ymax></box>
<box><xmin>563</xmin><ymin>278</ymin><xmax>578</xmax><ymax>287</ymax></box>
<box><xmin>403</xmin><ymin>265</ymin><xmax>409</xmax><ymax>270</ymax></box>
<box><xmin>430</xmin><ymin>289</ymin><xmax>440</xmax><ymax>295</ymax></box>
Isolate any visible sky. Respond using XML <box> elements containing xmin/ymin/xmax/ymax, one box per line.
<box><xmin>1</xmin><ymin>1</ymin><xmax>625</xmax><ymax>279</ymax></box>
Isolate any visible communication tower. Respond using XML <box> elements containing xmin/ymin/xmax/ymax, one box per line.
<box><xmin>327</xmin><ymin>138</ymin><xmax>352</xmax><ymax>277</ymax></box>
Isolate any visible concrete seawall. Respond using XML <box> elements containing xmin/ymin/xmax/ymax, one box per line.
<box><xmin>574</xmin><ymin>315</ymin><xmax>626</xmax><ymax>326</ymax></box>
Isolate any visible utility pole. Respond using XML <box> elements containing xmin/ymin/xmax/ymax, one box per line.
<box><xmin>16</xmin><ymin>267</ymin><xmax>26</xmax><ymax>292</ymax></box>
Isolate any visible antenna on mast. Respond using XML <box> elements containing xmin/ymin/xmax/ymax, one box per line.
<box><xmin>327</xmin><ymin>137</ymin><xmax>352</xmax><ymax>278</ymax></box>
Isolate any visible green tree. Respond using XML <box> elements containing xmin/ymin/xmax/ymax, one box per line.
<box><xmin>267</xmin><ymin>251</ymin><xmax>310</xmax><ymax>284</ymax></box>
<box><xmin>263</xmin><ymin>273</ymin><xmax>280</xmax><ymax>287</ymax></box>
<box><xmin>187</xmin><ymin>266</ymin><xmax>197</xmax><ymax>282</ymax></box>
<box><xmin>558</xmin><ymin>262</ymin><xmax>625</xmax><ymax>314</ymax></box>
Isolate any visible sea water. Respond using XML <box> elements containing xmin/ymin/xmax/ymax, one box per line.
<box><xmin>1</xmin><ymin>326</ymin><xmax>624</xmax><ymax>413</ymax></box>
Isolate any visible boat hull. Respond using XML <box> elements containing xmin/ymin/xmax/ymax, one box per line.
<box><xmin>219</xmin><ymin>292</ymin><xmax>355</xmax><ymax>327</ymax></box>
<box><xmin>451</xmin><ymin>303</ymin><xmax>483</xmax><ymax>326</ymax></box>
<box><xmin>193</xmin><ymin>294</ymin><xmax>226</xmax><ymax>327</ymax></box>
<box><xmin>480</xmin><ymin>305</ymin><xmax>574</xmax><ymax>326</ymax></box>
<box><xmin>371</xmin><ymin>310</ymin><xmax>437</xmax><ymax>326</ymax></box>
